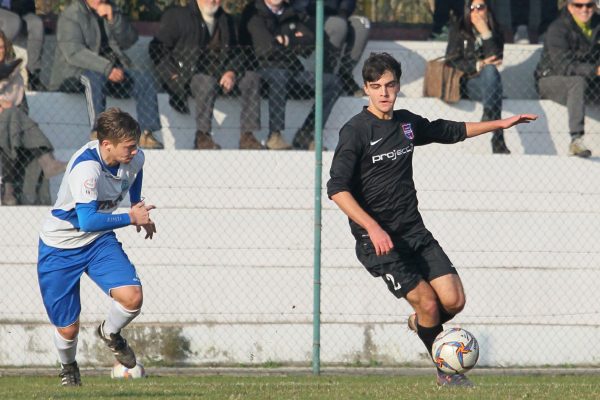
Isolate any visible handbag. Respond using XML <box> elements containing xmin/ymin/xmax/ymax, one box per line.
<box><xmin>423</xmin><ymin>57</ymin><xmax>464</xmax><ymax>104</ymax></box>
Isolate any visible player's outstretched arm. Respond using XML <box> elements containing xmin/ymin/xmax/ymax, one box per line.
<box><xmin>331</xmin><ymin>191</ymin><xmax>394</xmax><ymax>256</ymax></box>
<box><xmin>465</xmin><ymin>114</ymin><xmax>538</xmax><ymax>138</ymax></box>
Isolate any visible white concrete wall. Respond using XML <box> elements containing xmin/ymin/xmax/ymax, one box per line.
<box><xmin>2</xmin><ymin>151</ymin><xmax>600</xmax><ymax>367</ymax></box>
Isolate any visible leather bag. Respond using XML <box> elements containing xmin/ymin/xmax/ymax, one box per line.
<box><xmin>423</xmin><ymin>57</ymin><xmax>464</xmax><ymax>103</ymax></box>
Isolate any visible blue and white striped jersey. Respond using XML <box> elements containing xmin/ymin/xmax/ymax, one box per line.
<box><xmin>40</xmin><ymin>141</ymin><xmax>144</xmax><ymax>249</ymax></box>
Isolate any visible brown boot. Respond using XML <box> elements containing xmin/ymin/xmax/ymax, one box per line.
<box><xmin>2</xmin><ymin>182</ymin><xmax>17</xmax><ymax>206</ymax></box>
<box><xmin>239</xmin><ymin>132</ymin><xmax>264</xmax><ymax>150</ymax></box>
<box><xmin>38</xmin><ymin>153</ymin><xmax>67</xmax><ymax>178</ymax></box>
<box><xmin>266</xmin><ymin>131</ymin><xmax>292</xmax><ymax>150</ymax></box>
<box><xmin>195</xmin><ymin>131</ymin><xmax>221</xmax><ymax>150</ymax></box>
<box><xmin>139</xmin><ymin>130</ymin><xmax>164</xmax><ymax>149</ymax></box>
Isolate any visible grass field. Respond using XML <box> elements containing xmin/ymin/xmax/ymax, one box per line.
<box><xmin>1</xmin><ymin>374</ymin><xmax>599</xmax><ymax>399</ymax></box>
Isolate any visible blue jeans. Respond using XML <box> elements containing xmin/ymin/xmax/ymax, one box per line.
<box><xmin>464</xmin><ymin>64</ymin><xmax>503</xmax><ymax>121</ymax></box>
<box><xmin>80</xmin><ymin>69</ymin><xmax>161</xmax><ymax>132</ymax></box>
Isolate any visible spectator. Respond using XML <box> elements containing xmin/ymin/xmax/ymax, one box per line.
<box><xmin>0</xmin><ymin>0</ymin><xmax>44</xmax><ymax>89</ymax></box>
<box><xmin>240</xmin><ymin>0</ymin><xmax>342</xmax><ymax>150</ymax></box>
<box><xmin>488</xmin><ymin>0</ymin><xmax>512</xmax><ymax>41</ymax></box>
<box><xmin>49</xmin><ymin>0</ymin><xmax>163</xmax><ymax>149</ymax></box>
<box><xmin>511</xmin><ymin>0</ymin><xmax>559</xmax><ymax>44</ymax></box>
<box><xmin>446</xmin><ymin>0</ymin><xmax>510</xmax><ymax>154</ymax></box>
<box><xmin>291</xmin><ymin>0</ymin><xmax>370</xmax><ymax>96</ymax></box>
<box><xmin>0</xmin><ymin>30</ymin><xmax>66</xmax><ymax>205</ymax></box>
<box><xmin>535</xmin><ymin>0</ymin><xmax>599</xmax><ymax>158</ymax></box>
<box><xmin>150</xmin><ymin>0</ymin><xmax>263</xmax><ymax>150</ymax></box>
<box><xmin>430</xmin><ymin>0</ymin><xmax>464</xmax><ymax>40</ymax></box>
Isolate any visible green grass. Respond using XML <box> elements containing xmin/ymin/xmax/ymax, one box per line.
<box><xmin>1</xmin><ymin>374</ymin><xmax>599</xmax><ymax>399</ymax></box>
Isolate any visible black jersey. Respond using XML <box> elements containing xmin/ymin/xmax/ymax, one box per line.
<box><xmin>327</xmin><ymin>107</ymin><xmax>466</xmax><ymax>246</ymax></box>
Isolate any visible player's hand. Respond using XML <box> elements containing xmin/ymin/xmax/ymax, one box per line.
<box><xmin>129</xmin><ymin>201</ymin><xmax>156</xmax><ymax>226</ymax></box>
<box><xmin>219</xmin><ymin>71</ymin><xmax>236</xmax><ymax>93</ymax></box>
<box><xmin>108</xmin><ymin>67</ymin><xmax>125</xmax><ymax>82</ymax></box>
<box><xmin>136</xmin><ymin>221</ymin><xmax>157</xmax><ymax>239</ymax></box>
<box><xmin>367</xmin><ymin>225</ymin><xmax>394</xmax><ymax>256</ymax></box>
<box><xmin>499</xmin><ymin>114</ymin><xmax>538</xmax><ymax>129</ymax></box>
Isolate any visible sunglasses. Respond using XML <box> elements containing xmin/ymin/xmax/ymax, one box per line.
<box><xmin>470</xmin><ymin>3</ymin><xmax>487</xmax><ymax>11</ymax></box>
<box><xmin>571</xmin><ymin>2</ymin><xmax>596</xmax><ymax>9</ymax></box>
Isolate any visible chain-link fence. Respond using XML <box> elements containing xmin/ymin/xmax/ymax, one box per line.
<box><xmin>2</xmin><ymin>16</ymin><xmax>600</xmax><ymax>369</ymax></box>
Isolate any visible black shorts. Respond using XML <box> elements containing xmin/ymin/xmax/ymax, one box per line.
<box><xmin>355</xmin><ymin>235</ymin><xmax>457</xmax><ymax>298</ymax></box>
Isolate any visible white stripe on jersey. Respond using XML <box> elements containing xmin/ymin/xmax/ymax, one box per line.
<box><xmin>39</xmin><ymin>141</ymin><xmax>144</xmax><ymax>249</ymax></box>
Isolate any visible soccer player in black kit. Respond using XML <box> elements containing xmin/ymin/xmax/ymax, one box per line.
<box><xmin>327</xmin><ymin>52</ymin><xmax>537</xmax><ymax>387</ymax></box>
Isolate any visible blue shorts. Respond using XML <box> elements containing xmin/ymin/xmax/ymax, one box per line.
<box><xmin>37</xmin><ymin>232</ymin><xmax>142</xmax><ymax>328</ymax></box>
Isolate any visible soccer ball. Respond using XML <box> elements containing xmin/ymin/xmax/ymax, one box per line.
<box><xmin>110</xmin><ymin>362</ymin><xmax>146</xmax><ymax>379</ymax></box>
<box><xmin>431</xmin><ymin>328</ymin><xmax>479</xmax><ymax>374</ymax></box>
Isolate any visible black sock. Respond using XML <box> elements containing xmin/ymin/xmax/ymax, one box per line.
<box><xmin>416</xmin><ymin>323</ymin><xmax>443</xmax><ymax>356</ymax></box>
<box><xmin>439</xmin><ymin>308</ymin><xmax>455</xmax><ymax>325</ymax></box>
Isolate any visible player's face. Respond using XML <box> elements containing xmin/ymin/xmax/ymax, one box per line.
<box><xmin>568</xmin><ymin>1</ymin><xmax>597</xmax><ymax>24</ymax></box>
<box><xmin>102</xmin><ymin>138</ymin><xmax>139</xmax><ymax>166</ymax></box>
<box><xmin>364</xmin><ymin>70</ymin><xmax>400</xmax><ymax>118</ymax></box>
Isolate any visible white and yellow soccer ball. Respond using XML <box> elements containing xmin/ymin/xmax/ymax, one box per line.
<box><xmin>110</xmin><ymin>362</ymin><xmax>146</xmax><ymax>379</ymax></box>
<box><xmin>431</xmin><ymin>328</ymin><xmax>479</xmax><ymax>374</ymax></box>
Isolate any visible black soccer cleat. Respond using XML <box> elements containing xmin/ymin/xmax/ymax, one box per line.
<box><xmin>97</xmin><ymin>321</ymin><xmax>137</xmax><ymax>368</ymax></box>
<box><xmin>59</xmin><ymin>361</ymin><xmax>82</xmax><ymax>386</ymax></box>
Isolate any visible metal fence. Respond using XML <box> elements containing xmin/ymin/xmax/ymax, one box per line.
<box><xmin>1</xmin><ymin>31</ymin><xmax>600</xmax><ymax>370</ymax></box>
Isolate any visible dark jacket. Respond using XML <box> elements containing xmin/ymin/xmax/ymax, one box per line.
<box><xmin>49</xmin><ymin>0</ymin><xmax>137</xmax><ymax>90</ymax></box>
<box><xmin>445</xmin><ymin>20</ymin><xmax>504</xmax><ymax>76</ymax></box>
<box><xmin>3</xmin><ymin>0</ymin><xmax>35</xmax><ymax>15</ymax></box>
<box><xmin>149</xmin><ymin>1</ymin><xmax>239</xmax><ymax>82</ymax></box>
<box><xmin>291</xmin><ymin>0</ymin><xmax>356</xmax><ymax>18</ymax></box>
<box><xmin>535</xmin><ymin>7</ymin><xmax>600</xmax><ymax>81</ymax></box>
<box><xmin>239</xmin><ymin>0</ymin><xmax>314</xmax><ymax>71</ymax></box>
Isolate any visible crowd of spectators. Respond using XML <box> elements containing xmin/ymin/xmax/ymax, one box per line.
<box><xmin>1</xmin><ymin>0</ymin><xmax>599</xmax><ymax>206</ymax></box>
<box><xmin>441</xmin><ymin>0</ymin><xmax>599</xmax><ymax>158</ymax></box>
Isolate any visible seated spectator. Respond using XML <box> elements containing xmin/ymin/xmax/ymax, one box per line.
<box><xmin>150</xmin><ymin>0</ymin><xmax>263</xmax><ymax>150</ymax></box>
<box><xmin>240</xmin><ymin>0</ymin><xmax>342</xmax><ymax>150</ymax></box>
<box><xmin>511</xmin><ymin>0</ymin><xmax>559</xmax><ymax>44</ymax></box>
<box><xmin>291</xmin><ymin>0</ymin><xmax>370</xmax><ymax>96</ymax></box>
<box><xmin>49</xmin><ymin>0</ymin><xmax>163</xmax><ymax>149</ymax></box>
<box><xmin>0</xmin><ymin>30</ymin><xmax>66</xmax><ymax>205</ymax></box>
<box><xmin>535</xmin><ymin>0</ymin><xmax>599</xmax><ymax>158</ymax></box>
<box><xmin>430</xmin><ymin>0</ymin><xmax>464</xmax><ymax>41</ymax></box>
<box><xmin>0</xmin><ymin>0</ymin><xmax>44</xmax><ymax>89</ymax></box>
<box><xmin>446</xmin><ymin>0</ymin><xmax>510</xmax><ymax>154</ymax></box>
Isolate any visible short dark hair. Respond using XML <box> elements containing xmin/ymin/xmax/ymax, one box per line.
<box><xmin>95</xmin><ymin>108</ymin><xmax>141</xmax><ymax>144</ymax></box>
<box><xmin>362</xmin><ymin>52</ymin><xmax>402</xmax><ymax>84</ymax></box>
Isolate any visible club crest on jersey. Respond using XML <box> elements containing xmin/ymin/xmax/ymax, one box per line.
<box><xmin>83</xmin><ymin>178</ymin><xmax>96</xmax><ymax>189</ymax></box>
<box><xmin>402</xmin><ymin>123</ymin><xmax>414</xmax><ymax>140</ymax></box>
<box><xmin>121</xmin><ymin>179</ymin><xmax>130</xmax><ymax>191</ymax></box>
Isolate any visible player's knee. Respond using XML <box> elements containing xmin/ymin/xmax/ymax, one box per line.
<box><xmin>112</xmin><ymin>286</ymin><xmax>143</xmax><ymax>310</ymax></box>
<box><xmin>57</xmin><ymin>323</ymin><xmax>80</xmax><ymax>340</ymax></box>
<box><xmin>418</xmin><ymin>298</ymin><xmax>440</xmax><ymax>320</ymax></box>
<box><xmin>443</xmin><ymin>295</ymin><xmax>466</xmax><ymax>315</ymax></box>
<box><xmin>121</xmin><ymin>292</ymin><xmax>143</xmax><ymax>310</ymax></box>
